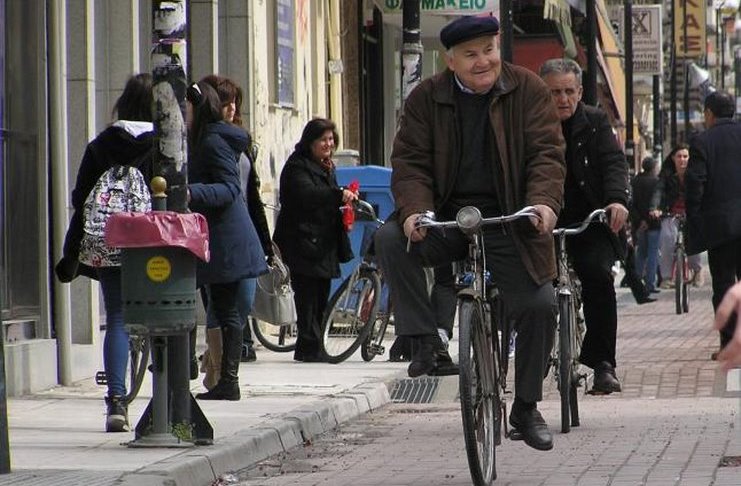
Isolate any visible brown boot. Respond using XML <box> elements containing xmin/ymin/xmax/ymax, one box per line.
<box><xmin>202</xmin><ymin>327</ymin><xmax>223</xmax><ymax>390</ymax></box>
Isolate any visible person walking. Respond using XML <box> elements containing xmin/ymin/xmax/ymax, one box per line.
<box><xmin>539</xmin><ymin>58</ymin><xmax>630</xmax><ymax>395</ymax></box>
<box><xmin>186</xmin><ymin>81</ymin><xmax>267</xmax><ymax>400</ymax></box>
<box><xmin>649</xmin><ymin>144</ymin><xmax>703</xmax><ymax>289</ymax></box>
<box><xmin>631</xmin><ymin>156</ymin><xmax>662</xmax><ymax>294</ymax></box>
<box><xmin>273</xmin><ymin>118</ymin><xmax>356</xmax><ymax>363</ymax></box>
<box><xmin>686</xmin><ymin>91</ymin><xmax>741</xmax><ymax>358</ymax></box>
<box><xmin>55</xmin><ymin>73</ymin><xmax>155</xmax><ymax>432</ymax></box>
<box><xmin>375</xmin><ymin>16</ymin><xmax>565</xmax><ymax>451</ymax></box>
<box><xmin>197</xmin><ymin>75</ymin><xmax>274</xmax><ymax>390</ymax></box>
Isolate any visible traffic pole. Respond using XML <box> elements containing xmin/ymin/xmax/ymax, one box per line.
<box><xmin>401</xmin><ymin>0</ymin><xmax>422</xmax><ymax>106</ymax></box>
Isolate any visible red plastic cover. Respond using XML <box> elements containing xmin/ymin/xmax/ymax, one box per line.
<box><xmin>105</xmin><ymin>211</ymin><xmax>210</xmax><ymax>262</ymax></box>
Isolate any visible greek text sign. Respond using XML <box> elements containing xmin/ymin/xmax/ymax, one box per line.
<box><xmin>380</xmin><ymin>0</ymin><xmax>497</xmax><ymax>15</ymax></box>
<box><xmin>674</xmin><ymin>0</ymin><xmax>706</xmax><ymax>57</ymax></box>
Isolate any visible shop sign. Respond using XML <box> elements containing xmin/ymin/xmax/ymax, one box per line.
<box><xmin>380</xmin><ymin>0</ymin><xmax>498</xmax><ymax>15</ymax></box>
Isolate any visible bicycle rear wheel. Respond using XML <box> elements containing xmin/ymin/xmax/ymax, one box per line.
<box><xmin>252</xmin><ymin>317</ymin><xmax>297</xmax><ymax>352</ymax></box>
<box><xmin>459</xmin><ymin>299</ymin><xmax>497</xmax><ymax>485</ymax></box>
<box><xmin>557</xmin><ymin>293</ymin><xmax>573</xmax><ymax>434</ymax></box>
<box><xmin>675</xmin><ymin>249</ymin><xmax>685</xmax><ymax>314</ymax></box>
<box><xmin>321</xmin><ymin>268</ymin><xmax>380</xmax><ymax>363</ymax></box>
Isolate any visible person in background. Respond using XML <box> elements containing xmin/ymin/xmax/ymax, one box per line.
<box><xmin>375</xmin><ymin>16</ymin><xmax>564</xmax><ymax>452</ymax></box>
<box><xmin>539</xmin><ymin>58</ymin><xmax>630</xmax><ymax>395</ymax></box>
<box><xmin>197</xmin><ymin>75</ymin><xmax>274</xmax><ymax>391</ymax></box>
<box><xmin>686</xmin><ymin>91</ymin><xmax>741</xmax><ymax>358</ymax></box>
<box><xmin>649</xmin><ymin>144</ymin><xmax>703</xmax><ymax>289</ymax></box>
<box><xmin>55</xmin><ymin>73</ymin><xmax>155</xmax><ymax>432</ymax></box>
<box><xmin>631</xmin><ymin>156</ymin><xmax>662</xmax><ymax>294</ymax></box>
<box><xmin>273</xmin><ymin>118</ymin><xmax>356</xmax><ymax>362</ymax></box>
<box><xmin>186</xmin><ymin>81</ymin><xmax>267</xmax><ymax>400</ymax></box>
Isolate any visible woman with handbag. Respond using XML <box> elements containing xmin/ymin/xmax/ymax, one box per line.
<box><xmin>273</xmin><ymin>118</ymin><xmax>357</xmax><ymax>362</ymax></box>
<box><xmin>55</xmin><ymin>73</ymin><xmax>155</xmax><ymax>432</ymax></box>
<box><xmin>197</xmin><ymin>75</ymin><xmax>275</xmax><ymax>390</ymax></box>
<box><xmin>186</xmin><ymin>81</ymin><xmax>267</xmax><ymax>400</ymax></box>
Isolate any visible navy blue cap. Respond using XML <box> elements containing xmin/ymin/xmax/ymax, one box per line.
<box><xmin>440</xmin><ymin>15</ymin><xmax>500</xmax><ymax>50</ymax></box>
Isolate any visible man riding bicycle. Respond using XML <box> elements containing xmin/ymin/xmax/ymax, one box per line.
<box><xmin>539</xmin><ymin>58</ymin><xmax>630</xmax><ymax>395</ymax></box>
<box><xmin>375</xmin><ymin>15</ymin><xmax>565</xmax><ymax>451</ymax></box>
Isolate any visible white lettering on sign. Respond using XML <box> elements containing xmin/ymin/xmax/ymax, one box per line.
<box><xmin>381</xmin><ymin>0</ymin><xmax>496</xmax><ymax>14</ymax></box>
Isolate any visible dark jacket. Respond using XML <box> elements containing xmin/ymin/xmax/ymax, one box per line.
<box><xmin>649</xmin><ymin>163</ymin><xmax>684</xmax><ymax>216</ymax></box>
<box><xmin>390</xmin><ymin>64</ymin><xmax>565</xmax><ymax>284</ymax></box>
<box><xmin>273</xmin><ymin>152</ymin><xmax>353</xmax><ymax>280</ymax></box>
<box><xmin>630</xmin><ymin>170</ymin><xmax>660</xmax><ymax>231</ymax></box>
<box><xmin>189</xmin><ymin>121</ymin><xmax>267</xmax><ymax>286</ymax></box>
<box><xmin>686</xmin><ymin>118</ymin><xmax>741</xmax><ymax>254</ymax></box>
<box><xmin>238</xmin><ymin>150</ymin><xmax>274</xmax><ymax>258</ymax></box>
<box><xmin>560</xmin><ymin>102</ymin><xmax>630</xmax><ymax>226</ymax></box>
<box><xmin>55</xmin><ymin>121</ymin><xmax>155</xmax><ymax>283</ymax></box>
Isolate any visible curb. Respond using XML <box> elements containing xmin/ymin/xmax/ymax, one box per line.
<box><xmin>114</xmin><ymin>381</ymin><xmax>391</xmax><ymax>486</ymax></box>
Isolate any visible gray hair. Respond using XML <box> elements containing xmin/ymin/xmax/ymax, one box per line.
<box><xmin>539</xmin><ymin>58</ymin><xmax>582</xmax><ymax>86</ymax></box>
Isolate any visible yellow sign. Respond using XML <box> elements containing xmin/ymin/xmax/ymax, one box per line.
<box><xmin>674</xmin><ymin>0</ymin><xmax>706</xmax><ymax>57</ymax></box>
<box><xmin>146</xmin><ymin>256</ymin><xmax>172</xmax><ymax>282</ymax></box>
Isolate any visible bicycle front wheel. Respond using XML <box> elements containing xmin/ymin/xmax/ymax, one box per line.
<box><xmin>557</xmin><ymin>293</ymin><xmax>573</xmax><ymax>434</ymax></box>
<box><xmin>675</xmin><ymin>249</ymin><xmax>685</xmax><ymax>315</ymax></box>
<box><xmin>321</xmin><ymin>269</ymin><xmax>380</xmax><ymax>363</ymax></box>
<box><xmin>459</xmin><ymin>299</ymin><xmax>497</xmax><ymax>485</ymax></box>
<box><xmin>252</xmin><ymin>317</ymin><xmax>297</xmax><ymax>352</ymax></box>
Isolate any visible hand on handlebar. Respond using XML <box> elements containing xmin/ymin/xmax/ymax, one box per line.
<box><xmin>531</xmin><ymin>204</ymin><xmax>557</xmax><ymax>235</ymax></box>
<box><xmin>605</xmin><ymin>202</ymin><xmax>629</xmax><ymax>233</ymax></box>
<box><xmin>404</xmin><ymin>213</ymin><xmax>428</xmax><ymax>242</ymax></box>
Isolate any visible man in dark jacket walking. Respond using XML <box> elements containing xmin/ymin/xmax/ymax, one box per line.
<box><xmin>686</xmin><ymin>91</ymin><xmax>741</xmax><ymax>355</ymax></box>
<box><xmin>375</xmin><ymin>16</ymin><xmax>565</xmax><ymax>451</ymax></box>
<box><xmin>631</xmin><ymin>157</ymin><xmax>662</xmax><ymax>293</ymax></box>
<box><xmin>539</xmin><ymin>58</ymin><xmax>630</xmax><ymax>395</ymax></box>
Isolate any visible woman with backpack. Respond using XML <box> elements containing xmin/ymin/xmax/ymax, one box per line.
<box><xmin>185</xmin><ymin>81</ymin><xmax>267</xmax><ymax>401</ymax></box>
<box><xmin>55</xmin><ymin>73</ymin><xmax>155</xmax><ymax>433</ymax></box>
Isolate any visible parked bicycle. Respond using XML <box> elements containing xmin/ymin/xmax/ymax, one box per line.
<box><xmin>414</xmin><ymin>205</ymin><xmax>540</xmax><ymax>485</ymax></box>
<box><xmin>671</xmin><ymin>214</ymin><xmax>690</xmax><ymax>314</ymax></box>
<box><xmin>250</xmin><ymin>316</ymin><xmax>297</xmax><ymax>352</ymax></box>
<box><xmin>550</xmin><ymin>208</ymin><xmax>606</xmax><ymax>434</ymax></box>
<box><xmin>320</xmin><ymin>200</ymin><xmax>392</xmax><ymax>363</ymax></box>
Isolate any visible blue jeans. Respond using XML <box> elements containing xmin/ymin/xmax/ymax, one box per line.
<box><xmin>98</xmin><ymin>267</ymin><xmax>128</xmax><ymax>397</ymax></box>
<box><xmin>634</xmin><ymin>227</ymin><xmax>660</xmax><ymax>291</ymax></box>
<box><xmin>206</xmin><ymin>278</ymin><xmax>256</xmax><ymax>344</ymax></box>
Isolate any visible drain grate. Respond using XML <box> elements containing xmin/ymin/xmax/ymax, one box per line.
<box><xmin>719</xmin><ymin>456</ymin><xmax>741</xmax><ymax>467</ymax></box>
<box><xmin>389</xmin><ymin>376</ymin><xmax>440</xmax><ymax>403</ymax></box>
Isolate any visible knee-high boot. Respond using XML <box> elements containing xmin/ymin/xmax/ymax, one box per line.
<box><xmin>201</xmin><ymin>327</ymin><xmax>222</xmax><ymax>390</ymax></box>
<box><xmin>196</xmin><ymin>325</ymin><xmax>242</xmax><ymax>401</ymax></box>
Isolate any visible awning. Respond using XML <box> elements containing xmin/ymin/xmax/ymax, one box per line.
<box><xmin>594</xmin><ymin>0</ymin><xmax>626</xmax><ymax>125</ymax></box>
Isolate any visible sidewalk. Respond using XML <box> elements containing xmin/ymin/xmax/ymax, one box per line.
<box><xmin>0</xmin><ymin>282</ymin><xmax>738</xmax><ymax>486</ymax></box>
<box><xmin>0</xmin><ymin>334</ymin><xmax>409</xmax><ymax>486</ymax></box>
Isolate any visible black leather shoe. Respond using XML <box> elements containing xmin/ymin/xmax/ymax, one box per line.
<box><xmin>591</xmin><ymin>361</ymin><xmax>622</xmax><ymax>394</ymax></box>
<box><xmin>509</xmin><ymin>406</ymin><xmax>553</xmax><ymax>451</ymax></box>
<box><xmin>195</xmin><ymin>381</ymin><xmax>240</xmax><ymax>401</ymax></box>
<box><xmin>407</xmin><ymin>335</ymin><xmax>442</xmax><ymax>378</ymax></box>
<box><xmin>636</xmin><ymin>295</ymin><xmax>657</xmax><ymax>304</ymax></box>
<box><xmin>430</xmin><ymin>348</ymin><xmax>459</xmax><ymax>376</ymax></box>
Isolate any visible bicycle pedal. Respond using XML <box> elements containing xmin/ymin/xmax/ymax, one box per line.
<box><xmin>95</xmin><ymin>371</ymin><xmax>107</xmax><ymax>385</ymax></box>
<box><xmin>508</xmin><ymin>429</ymin><xmax>524</xmax><ymax>441</ymax></box>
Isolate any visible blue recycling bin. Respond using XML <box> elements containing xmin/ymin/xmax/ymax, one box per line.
<box><xmin>333</xmin><ymin>165</ymin><xmax>393</xmax><ymax>295</ymax></box>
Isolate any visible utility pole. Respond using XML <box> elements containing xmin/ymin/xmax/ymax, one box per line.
<box><xmin>583</xmin><ymin>0</ymin><xmax>597</xmax><ymax>105</ymax></box>
<box><xmin>683</xmin><ymin>0</ymin><xmax>690</xmax><ymax>142</ymax></box>
<box><xmin>624</xmin><ymin>0</ymin><xmax>635</xmax><ymax>169</ymax></box>
<box><xmin>500</xmin><ymin>0</ymin><xmax>513</xmax><ymax>62</ymax></box>
<box><xmin>670</xmin><ymin>0</ymin><xmax>677</xmax><ymax>146</ymax></box>
<box><xmin>653</xmin><ymin>75</ymin><xmax>662</xmax><ymax>161</ymax></box>
<box><xmin>401</xmin><ymin>0</ymin><xmax>422</xmax><ymax>106</ymax></box>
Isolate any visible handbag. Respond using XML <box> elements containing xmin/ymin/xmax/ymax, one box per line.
<box><xmin>252</xmin><ymin>249</ymin><xmax>297</xmax><ymax>326</ymax></box>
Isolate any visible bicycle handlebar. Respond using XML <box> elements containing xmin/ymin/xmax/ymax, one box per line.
<box><xmin>552</xmin><ymin>208</ymin><xmax>607</xmax><ymax>237</ymax></box>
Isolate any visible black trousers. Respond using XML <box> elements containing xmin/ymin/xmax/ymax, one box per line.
<box><xmin>375</xmin><ymin>222</ymin><xmax>556</xmax><ymax>403</ymax></box>
<box><xmin>708</xmin><ymin>237</ymin><xmax>741</xmax><ymax>348</ymax></box>
<box><xmin>566</xmin><ymin>224</ymin><xmax>618</xmax><ymax>369</ymax></box>
<box><xmin>291</xmin><ymin>273</ymin><xmax>331</xmax><ymax>359</ymax></box>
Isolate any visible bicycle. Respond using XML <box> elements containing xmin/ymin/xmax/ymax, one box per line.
<box><xmin>550</xmin><ymin>208</ymin><xmax>606</xmax><ymax>434</ymax></box>
<box><xmin>671</xmin><ymin>214</ymin><xmax>690</xmax><ymax>315</ymax></box>
<box><xmin>320</xmin><ymin>200</ymin><xmax>390</xmax><ymax>363</ymax></box>
<box><xmin>95</xmin><ymin>333</ymin><xmax>150</xmax><ymax>406</ymax></box>
<box><xmin>414</xmin><ymin>205</ymin><xmax>540</xmax><ymax>486</ymax></box>
<box><xmin>250</xmin><ymin>316</ymin><xmax>297</xmax><ymax>352</ymax></box>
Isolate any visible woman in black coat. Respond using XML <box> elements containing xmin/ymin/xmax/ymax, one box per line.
<box><xmin>273</xmin><ymin>118</ymin><xmax>356</xmax><ymax>362</ymax></box>
<box><xmin>186</xmin><ymin>81</ymin><xmax>267</xmax><ymax>400</ymax></box>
